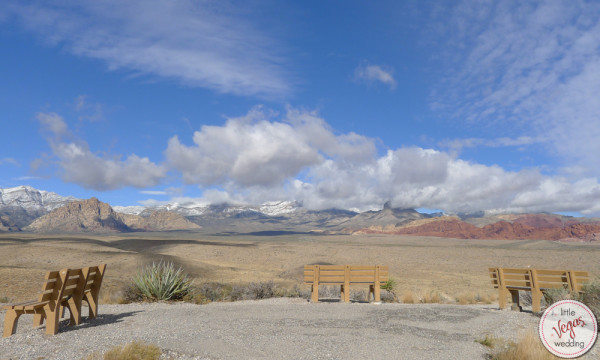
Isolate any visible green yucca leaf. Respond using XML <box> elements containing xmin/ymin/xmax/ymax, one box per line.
<box><xmin>132</xmin><ymin>260</ymin><xmax>194</xmax><ymax>301</ymax></box>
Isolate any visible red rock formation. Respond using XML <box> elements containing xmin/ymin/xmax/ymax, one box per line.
<box><xmin>354</xmin><ymin>217</ymin><xmax>600</xmax><ymax>242</ymax></box>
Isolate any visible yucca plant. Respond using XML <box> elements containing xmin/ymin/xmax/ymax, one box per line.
<box><xmin>132</xmin><ymin>260</ymin><xmax>194</xmax><ymax>301</ymax></box>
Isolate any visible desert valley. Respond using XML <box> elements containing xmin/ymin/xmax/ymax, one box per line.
<box><xmin>1</xmin><ymin>185</ymin><xmax>599</xmax><ymax>304</ymax></box>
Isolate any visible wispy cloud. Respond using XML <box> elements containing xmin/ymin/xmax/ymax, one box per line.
<box><xmin>139</xmin><ymin>190</ymin><xmax>168</xmax><ymax>196</ymax></box>
<box><xmin>430</xmin><ymin>0</ymin><xmax>600</xmax><ymax>175</ymax></box>
<box><xmin>354</xmin><ymin>63</ymin><xmax>397</xmax><ymax>90</ymax></box>
<box><xmin>438</xmin><ymin>135</ymin><xmax>544</xmax><ymax>154</ymax></box>
<box><xmin>0</xmin><ymin>158</ymin><xmax>19</xmax><ymax>166</ymax></box>
<box><xmin>14</xmin><ymin>176</ymin><xmax>42</xmax><ymax>181</ymax></box>
<box><xmin>4</xmin><ymin>0</ymin><xmax>291</xmax><ymax>98</ymax></box>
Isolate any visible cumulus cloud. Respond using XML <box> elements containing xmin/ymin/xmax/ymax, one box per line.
<box><xmin>4</xmin><ymin>1</ymin><xmax>291</xmax><ymax>98</ymax></box>
<box><xmin>33</xmin><ymin>106</ymin><xmax>600</xmax><ymax>215</ymax></box>
<box><xmin>354</xmin><ymin>63</ymin><xmax>397</xmax><ymax>90</ymax></box>
<box><xmin>37</xmin><ymin>112</ymin><xmax>166</xmax><ymax>190</ymax></box>
<box><xmin>161</xmin><ymin>107</ymin><xmax>600</xmax><ymax>214</ymax></box>
<box><xmin>165</xmin><ymin>106</ymin><xmax>376</xmax><ymax>188</ymax></box>
<box><xmin>430</xmin><ymin>0</ymin><xmax>600</xmax><ymax>176</ymax></box>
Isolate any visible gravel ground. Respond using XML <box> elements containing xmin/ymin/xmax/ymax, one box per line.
<box><xmin>0</xmin><ymin>298</ymin><xmax>597</xmax><ymax>360</ymax></box>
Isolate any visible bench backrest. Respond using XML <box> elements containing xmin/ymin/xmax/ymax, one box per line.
<box><xmin>489</xmin><ymin>268</ymin><xmax>533</xmax><ymax>290</ymax></box>
<box><xmin>35</xmin><ymin>268</ymin><xmax>83</xmax><ymax>310</ymax></box>
<box><xmin>82</xmin><ymin>264</ymin><xmax>106</xmax><ymax>298</ymax></box>
<box><xmin>304</xmin><ymin>265</ymin><xmax>389</xmax><ymax>285</ymax></box>
<box><xmin>489</xmin><ymin>267</ymin><xmax>589</xmax><ymax>292</ymax></box>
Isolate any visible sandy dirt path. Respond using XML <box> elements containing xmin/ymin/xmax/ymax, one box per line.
<box><xmin>0</xmin><ymin>299</ymin><xmax>549</xmax><ymax>360</ymax></box>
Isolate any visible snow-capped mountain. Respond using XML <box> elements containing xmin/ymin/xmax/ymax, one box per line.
<box><xmin>0</xmin><ymin>186</ymin><xmax>78</xmax><ymax>227</ymax></box>
<box><xmin>0</xmin><ymin>185</ymin><xmax>77</xmax><ymax>211</ymax></box>
<box><xmin>114</xmin><ymin>200</ymin><xmax>300</xmax><ymax>217</ymax></box>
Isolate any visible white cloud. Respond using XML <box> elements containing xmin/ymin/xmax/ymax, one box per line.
<box><xmin>0</xmin><ymin>158</ymin><xmax>19</xmax><ymax>166</ymax></box>
<box><xmin>438</xmin><ymin>135</ymin><xmax>544</xmax><ymax>154</ymax></box>
<box><xmin>37</xmin><ymin>112</ymin><xmax>166</xmax><ymax>190</ymax></box>
<box><xmin>431</xmin><ymin>0</ymin><xmax>600</xmax><ymax>176</ymax></box>
<box><xmin>165</xmin><ymin>106</ymin><xmax>376</xmax><ymax>188</ymax></box>
<box><xmin>32</xmin><ymin>106</ymin><xmax>600</xmax><ymax>215</ymax></box>
<box><xmin>37</xmin><ymin>112</ymin><xmax>70</xmax><ymax>138</ymax></box>
<box><xmin>354</xmin><ymin>63</ymin><xmax>397</xmax><ymax>90</ymax></box>
<box><xmin>4</xmin><ymin>1</ymin><xmax>291</xmax><ymax>98</ymax></box>
<box><xmin>163</xmin><ymin>107</ymin><xmax>600</xmax><ymax>214</ymax></box>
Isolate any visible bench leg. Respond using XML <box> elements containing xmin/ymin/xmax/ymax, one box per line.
<box><xmin>311</xmin><ymin>283</ymin><xmax>319</xmax><ymax>303</ymax></box>
<box><xmin>509</xmin><ymin>290</ymin><xmax>522</xmax><ymax>311</ymax></box>
<box><xmin>3</xmin><ymin>309</ymin><xmax>22</xmax><ymax>337</ymax></box>
<box><xmin>340</xmin><ymin>284</ymin><xmax>350</xmax><ymax>303</ymax></box>
<box><xmin>65</xmin><ymin>297</ymin><xmax>82</xmax><ymax>325</ymax></box>
<box><xmin>85</xmin><ymin>294</ymin><xmax>98</xmax><ymax>320</ymax></box>
<box><xmin>44</xmin><ymin>308</ymin><xmax>61</xmax><ymax>335</ymax></box>
<box><xmin>33</xmin><ymin>312</ymin><xmax>45</xmax><ymax>327</ymax></box>
<box><xmin>498</xmin><ymin>288</ymin><xmax>508</xmax><ymax>309</ymax></box>
<box><xmin>531</xmin><ymin>290</ymin><xmax>542</xmax><ymax>313</ymax></box>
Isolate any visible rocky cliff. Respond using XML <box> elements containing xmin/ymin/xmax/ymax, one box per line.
<box><xmin>24</xmin><ymin>197</ymin><xmax>201</xmax><ymax>233</ymax></box>
<box><xmin>121</xmin><ymin>210</ymin><xmax>201</xmax><ymax>231</ymax></box>
<box><xmin>355</xmin><ymin>214</ymin><xmax>600</xmax><ymax>241</ymax></box>
<box><xmin>24</xmin><ymin>197</ymin><xmax>130</xmax><ymax>233</ymax></box>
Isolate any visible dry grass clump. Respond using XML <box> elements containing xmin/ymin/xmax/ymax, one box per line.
<box><xmin>87</xmin><ymin>341</ymin><xmax>161</xmax><ymax>360</ymax></box>
<box><xmin>402</xmin><ymin>290</ymin><xmax>417</xmax><ymax>304</ymax></box>
<box><xmin>419</xmin><ymin>290</ymin><xmax>444</xmax><ymax>304</ymax></box>
<box><xmin>486</xmin><ymin>330</ymin><xmax>560</xmax><ymax>360</ymax></box>
<box><xmin>456</xmin><ymin>292</ymin><xmax>477</xmax><ymax>305</ymax></box>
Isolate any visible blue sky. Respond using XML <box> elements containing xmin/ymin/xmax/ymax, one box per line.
<box><xmin>1</xmin><ymin>0</ymin><xmax>600</xmax><ymax>215</ymax></box>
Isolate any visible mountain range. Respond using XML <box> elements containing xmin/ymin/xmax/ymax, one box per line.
<box><xmin>1</xmin><ymin>186</ymin><xmax>599</xmax><ymax>242</ymax></box>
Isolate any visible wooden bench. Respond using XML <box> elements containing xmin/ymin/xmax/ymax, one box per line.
<box><xmin>3</xmin><ymin>264</ymin><xmax>106</xmax><ymax>337</ymax></box>
<box><xmin>489</xmin><ymin>267</ymin><xmax>589</xmax><ymax>313</ymax></box>
<box><xmin>304</xmin><ymin>265</ymin><xmax>389</xmax><ymax>303</ymax></box>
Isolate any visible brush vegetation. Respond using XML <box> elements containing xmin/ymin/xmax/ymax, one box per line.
<box><xmin>129</xmin><ymin>261</ymin><xmax>194</xmax><ymax>301</ymax></box>
<box><xmin>87</xmin><ymin>341</ymin><xmax>161</xmax><ymax>360</ymax></box>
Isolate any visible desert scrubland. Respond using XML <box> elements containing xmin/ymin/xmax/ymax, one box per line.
<box><xmin>1</xmin><ymin>232</ymin><xmax>599</xmax><ymax>303</ymax></box>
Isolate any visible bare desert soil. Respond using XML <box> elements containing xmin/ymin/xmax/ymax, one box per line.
<box><xmin>1</xmin><ymin>232</ymin><xmax>599</xmax><ymax>303</ymax></box>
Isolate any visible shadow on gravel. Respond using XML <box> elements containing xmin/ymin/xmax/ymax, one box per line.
<box><xmin>59</xmin><ymin>311</ymin><xmax>142</xmax><ymax>333</ymax></box>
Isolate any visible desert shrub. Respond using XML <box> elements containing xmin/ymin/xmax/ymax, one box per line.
<box><xmin>245</xmin><ymin>281</ymin><xmax>275</xmax><ymax>300</ymax></box>
<box><xmin>131</xmin><ymin>261</ymin><xmax>194</xmax><ymax>301</ymax></box>
<box><xmin>290</xmin><ymin>284</ymin><xmax>311</xmax><ymax>299</ymax></box>
<box><xmin>319</xmin><ymin>285</ymin><xmax>341</xmax><ymax>299</ymax></box>
<box><xmin>476</xmin><ymin>334</ymin><xmax>499</xmax><ymax>348</ymax></box>
<box><xmin>87</xmin><ymin>341</ymin><xmax>161</xmax><ymax>360</ymax></box>
<box><xmin>0</xmin><ymin>295</ymin><xmax>10</xmax><ymax>303</ymax></box>
<box><xmin>350</xmin><ymin>289</ymin><xmax>367</xmax><ymax>302</ymax></box>
<box><xmin>542</xmin><ymin>286</ymin><xmax>572</xmax><ymax>306</ymax></box>
<box><xmin>193</xmin><ymin>282</ymin><xmax>232</xmax><ymax>303</ymax></box>
<box><xmin>543</xmin><ymin>281</ymin><xmax>600</xmax><ymax>323</ymax></box>
<box><xmin>380</xmin><ymin>290</ymin><xmax>396</xmax><ymax>303</ymax></box>
<box><xmin>380</xmin><ymin>278</ymin><xmax>397</xmax><ymax>293</ymax></box>
<box><xmin>578</xmin><ymin>281</ymin><xmax>600</xmax><ymax>323</ymax></box>
<box><xmin>488</xmin><ymin>330</ymin><xmax>560</xmax><ymax>360</ymax></box>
